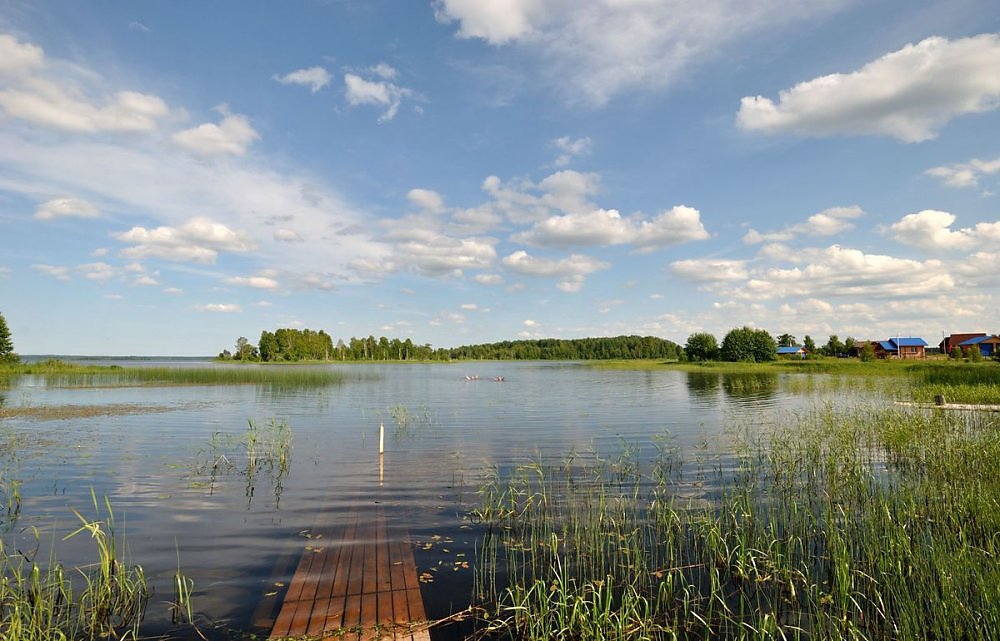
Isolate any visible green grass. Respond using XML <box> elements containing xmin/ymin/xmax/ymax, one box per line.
<box><xmin>0</xmin><ymin>360</ymin><xmax>349</xmax><ymax>388</ymax></box>
<box><xmin>0</xmin><ymin>491</ymin><xmax>151</xmax><ymax>641</ymax></box>
<box><xmin>472</xmin><ymin>404</ymin><xmax>1000</xmax><ymax>640</ymax></box>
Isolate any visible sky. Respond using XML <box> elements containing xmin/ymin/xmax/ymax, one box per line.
<box><xmin>0</xmin><ymin>1</ymin><xmax>999</xmax><ymax>356</ymax></box>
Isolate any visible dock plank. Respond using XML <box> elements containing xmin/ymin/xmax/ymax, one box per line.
<box><xmin>268</xmin><ymin>507</ymin><xmax>428</xmax><ymax>640</ymax></box>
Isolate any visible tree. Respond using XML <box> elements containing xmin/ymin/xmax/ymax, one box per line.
<box><xmin>0</xmin><ymin>312</ymin><xmax>17</xmax><ymax>364</ymax></box>
<box><xmin>859</xmin><ymin>342</ymin><xmax>876</xmax><ymax>362</ymax></box>
<box><xmin>823</xmin><ymin>335</ymin><xmax>845</xmax><ymax>357</ymax></box>
<box><xmin>234</xmin><ymin>336</ymin><xmax>257</xmax><ymax>361</ymax></box>
<box><xmin>777</xmin><ymin>333</ymin><xmax>797</xmax><ymax>348</ymax></box>
<box><xmin>949</xmin><ymin>346</ymin><xmax>963</xmax><ymax>360</ymax></box>
<box><xmin>720</xmin><ymin>326</ymin><xmax>777</xmax><ymax>363</ymax></box>
<box><xmin>803</xmin><ymin>335</ymin><xmax>817</xmax><ymax>355</ymax></box>
<box><xmin>684</xmin><ymin>332</ymin><xmax>719</xmax><ymax>362</ymax></box>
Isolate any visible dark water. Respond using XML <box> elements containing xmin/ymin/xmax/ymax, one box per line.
<box><xmin>0</xmin><ymin>362</ymin><xmax>844</xmax><ymax>639</ymax></box>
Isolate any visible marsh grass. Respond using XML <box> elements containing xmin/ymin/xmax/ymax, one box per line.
<box><xmin>191</xmin><ymin>418</ymin><xmax>293</xmax><ymax>507</ymax></box>
<box><xmin>0</xmin><ymin>360</ymin><xmax>347</xmax><ymax>388</ymax></box>
<box><xmin>0</xmin><ymin>491</ymin><xmax>150</xmax><ymax>640</ymax></box>
<box><xmin>472</xmin><ymin>406</ymin><xmax>1000</xmax><ymax>640</ymax></box>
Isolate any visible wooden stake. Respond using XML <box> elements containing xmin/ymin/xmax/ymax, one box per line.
<box><xmin>379</xmin><ymin>422</ymin><xmax>384</xmax><ymax>455</ymax></box>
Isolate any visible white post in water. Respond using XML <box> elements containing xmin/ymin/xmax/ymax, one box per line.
<box><xmin>379</xmin><ymin>422</ymin><xmax>385</xmax><ymax>455</ymax></box>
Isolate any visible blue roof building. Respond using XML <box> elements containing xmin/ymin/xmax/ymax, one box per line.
<box><xmin>876</xmin><ymin>337</ymin><xmax>928</xmax><ymax>359</ymax></box>
<box><xmin>958</xmin><ymin>335</ymin><xmax>1000</xmax><ymax>357</ymax></box>
<box><xmin>777</xmin><ymin>345</ymin><xmax>807</xmax><ymax>358</ymax></box>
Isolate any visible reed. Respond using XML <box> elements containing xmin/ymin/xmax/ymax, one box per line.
<box><xmin>472</xmin><ymin>405</ymin><xmax>1000</xmax><ymax>640</ymax></box>
<box><xmin>0</xmin><ymin>491</ymin><xmax>150</xmax><ymax>641</ymax></box>
<box><xmin>191</xmin><ymin>418</ymin><xmax>293</xmax><ymax>507</ymax></box>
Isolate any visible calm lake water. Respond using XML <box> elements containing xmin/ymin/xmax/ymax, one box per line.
<box><xmin>0</xmin><ymin>361</ymin><xmax>867</xmax><ymax>639</ymax></box>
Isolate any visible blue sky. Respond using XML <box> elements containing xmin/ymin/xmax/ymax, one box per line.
<box><xmin>1</xmin><ymin>1</ymin><xmax>998</xmax><ymax>356</ymax></box>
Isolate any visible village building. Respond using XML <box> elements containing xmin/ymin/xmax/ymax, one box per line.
<box><xmin>777</xmin><ymin>345</ymin><xmax>808</xmax><ymax>358</ymax></box>
<box><xmin>958</xmin><ymin>335</ymin><xmax>1000</xmax><ymax>358</ymax></box>
<box><xmin>875</xmin><ymin>337</ymin><xmax>927</xmax><ymax>359</ymax></box>
<box><xmin>939</xmin><ymin>333</ymin><xmax>987</xmax><ymax>354</ymax></box>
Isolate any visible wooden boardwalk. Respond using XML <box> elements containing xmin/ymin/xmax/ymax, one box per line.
<box><xmin>267</xmin><ymin>507</ymin><xmax>430</xmax><ymax>640</ymax></box>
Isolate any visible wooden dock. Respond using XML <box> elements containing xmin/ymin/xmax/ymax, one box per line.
<box><xmin>267</xmin><ymin>506</ymin><xmax>430</xmax><ymax>640</ymax></box>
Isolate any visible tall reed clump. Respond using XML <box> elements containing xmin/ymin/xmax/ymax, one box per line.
<box><xmin>908</xmin><ymin>362</ymin><xmax>1000</xmax><ymax>404</ymax></box>
<box><xmin>0</xmin><ymin>491</ymin><xmax>150</xmax><ymax>640</ymax></box>
<box><xmin>472</xmin><ymin>406</ymin><xmax>1000</xmax><ymax>640</ymax></box>
<box><xmin>38</xmin><ymin>365</ymin><xmax>346</xmax><ymax>389</ymax></box>
<box><xmin>192</xmin><ymin>418</ymin><xmax>293</xmax><ymax>506</ymax></box>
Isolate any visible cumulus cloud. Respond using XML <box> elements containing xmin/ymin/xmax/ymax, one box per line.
<box><xmin>670</xmin><ymin>259</ymin><xmax>749</xmax><ymax>283</ymax></box>
<box><xmin>344</xmin><ymin>64</ymin><xmax>414</xmax><ymax>122</ymax></box>
<box><xmin>172</xmin><ymin>108</ymin><xmax>259</xmax><ymax>156</ymax></box>
<box><xmin>552</xmin><ymin>136</ymin><xmax>591</xmax><ymax>167</ymax></box>
<box><xmin>273</xmin><ymin>228</ymin><xmax>303</xmax><ymax>242</ymax></box>
<box><xmin>114</xmin><ymin>217</ymin><xmax>257</xmax><ymax>263</ymax></box>
<box><xmin>473</xmin><ymin>273</ymin><xmax>504</xmax><ymax>285</ymax></box>
<box><xmin>743</xmin><ymin>205</ymin><xmax>863</xmax><ymax>244</ymax></box>
<box><xmin>738</xmin><ymin>34</ymin><xmax>1000</xmax><ymax>142</ymax></box>
<box><xmin>381</xmin><ymin>227</ymin><xmax>496</xmax><ymax>277</ymax></box>
<box><xmin>501</xmin><ymin>250</ymin><xmax>608</xmax><ymax>292</ymax></box>
<box><xmin>34</xmin><ymin>197</ymin><xmax>100</xmax><ymax>220</ymax></box>
<box><xmin>434</xmin><ymin>0</ymin><xmax>846</xmax><ymax>105</ymax></box>
<box><xmin>76</xmin><ymin>261</ymin><xmax>116</xmax><ymax>281</ymax></box>
<box><xmin>273</xmin><ymin>66</ymin><xmax>332</xmax><ymax>93</ymax></box>
<box><xmin>224</xmin><ymin>272</ymin><xmax>280</xmax><ymax>289</ymax></box>
<box><xmin>0</xmin><ymin>34</ymin><xmax>169</xmax><ymax>132</ymax></box>
<box><xmin>32</xmin><ymin>263</ymin><xmax>71</xmax><ymax>280</ymax></box>
<box><xmin>163</xmin><ymin>287</ymin><xmax>183</xmax><ymax>295</ymax></box>
<box><xmin>926</xmin><ymin>156</ymin><xmax>1000</xmax><ymax>188</ymax></box>
<box><xmin>194</xmin><ymin>303</ymin><xmax>242</xmax><ymax>313</ymax></box>
<box><xmin>407</xmin><ymin>188</ymin><xmax>445</xmax><ymax>213</ymax></box>
<box><xmin>514</xmin><ymin>205</ymin><xmax>709</xmax><ymax>251</ymax></box>
<box><xmin>887</xmin><ymin>210</ymin><xmax>1000</xmax><ymax>252</ymax></box>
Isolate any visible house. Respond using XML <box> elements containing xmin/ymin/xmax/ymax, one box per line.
<box><xmin>777</xmin><ymin>345</ymin><xmax>808</xmax><ymax>358</ymax></box>
<box><xmin>940</xmin><ymin>333</ymin><xmax>987</xmax><ymax>354</ymax></box>
<box><xmin>958</xmin><ymin>335</ymin><xmax>1000</xmax><ymax>358</ymax></box>
<box><xmin>876</xmin><ymin>337</ymin><xmax>928</xmax><ymax>359</ymax></box>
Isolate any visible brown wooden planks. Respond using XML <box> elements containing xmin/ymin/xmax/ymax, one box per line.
<box><xmin>268</xmin><ymin>507</ymin><xmax>428</xmax><ymax>641</ymax></box>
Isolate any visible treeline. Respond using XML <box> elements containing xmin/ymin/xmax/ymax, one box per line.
<box><xmin>442</xmin><ymin>335</ymin><xmax>684</xmax><ymax>361</ymax></box>
<box><xmin>219</xmin><ymin>330</ymin><xmax>683</xmax><ymax>362</ymax></box>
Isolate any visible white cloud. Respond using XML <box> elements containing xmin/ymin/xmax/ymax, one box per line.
<box><xmin>434</xmin><ymin>0</ymin><xmax>847</xmax><ymax>105</ymax></box>
<box><xmin>344</xmin><ymin>65</ymin><xmax>414</xmax><ymax>122</ymax></box>
<box><xmin>523</xmin><ymin>319</ymin><xmax>538</xmax><ymax>327</ymax></box>
<box><xmin>390</xmin><ymin>230</ymin><xmax>497</xmax><ymax>276</ymax></box>
<box><xmin>743</xmin><ymin>205</ymin><xmax>863</xmax><ymax>244</ymax></box>
<box><xmin>0</xmin><ymin>267</ymin><xmax>10</xmax><ymax>278</ymax></box>
<box><xmin>0</xmin><ymin>35</ymin><xmax>169</xmax><ymax>132</ymax></box>
<box><xmin>926</xmin><ymin>156</ymin><xmax>1000</xmax><ymax>189</ymax></box>
<box><xmin>501</xmin><ymin>249</ymin><xmax>608</xmax><ymax>292</ymax></box>
<box><xmin>34</xmin><ymin>197</ymin><xmax>100</xmax><ymax>220</ymax></box>
<box><xmin>738</xmin><ymin>34</ymin><xmax>1000</xmax><ymax>142</ymax></box>
<box><xmin>473</xmin><ymin>273</ymin><xmax>504</xmax><ymax>285</ymax></box>
<box><xmin>163</xmin><ymin>287</ymin><xmax>183</xmax><ymax>295</ymax></box>
<box><xmin>133</xmin><ymin>275</ymin><xmax>158</xmax><ymax>286</ymax></box>
<box><xmin>514</xmin><ymin>205</ymin><xmax>709</xmax><ymax>251</ymax></box>
<box><xmin>114</xmin><ymin>217</ymin><xmax>257</xmax><ymax>263</ymax></box>
<box><xmin>460</xmin><ymin>303</ymin><xmax>479</xmax><ymax>310</ymax></box>
<box><xmin>224</xmin><ymin>274</ymin><xmax>280</xmax><ymax>289</ymax></box>
<box><xmin>552</xmin><ymin>136</ymin><xmax>591</xmax><ymax>167</ymax></box>
<box><xmin>273</xmin><ymin>66</ymin><xmax>332</xmax><ymax>93</ymax></box>
<box><xmin>128</xmin><ymin>21</ymin><xmax>151</xmax><ymax>33</ymax></box>
<box><xmin>407</xmin><ymin>188</ymin><xmax>445</xmax><ymax>213</ymax></box>
<box><xmin>888</xmin><ymin>210</ymin><xmax>1000</xmax><ymax>252</ymax></box>
<box><xmin>670</xmin><ymin>259</ymin><xmax>749</xmax><ymax>283</ymax></box>
<box><xmin>0</xmin><ymin>34</ymin><xmax>44</xmax><ymax>75</ymax></box>
<box><xmin>32</xmin><ymin>263</ymin><xmax>70</xmax><ymax>280</ymax></box>
<box><xmin>76</xmin><ymin>261</ymin><xmax>116</xmax><ymax>281</ymax></box>
<box><xmin>172</xmin><ymin>109</ymin><xmax>259</xmax><ymax>156</ymax></box>
<box><xmin>273</xmin><ymin>228</ymin><xmax>303</xmax><ymax>242</ymax></box>
<box><xmin>194</xmin><ymin>303</ymin><xmax>242</xmax><ymax>313</ymax></box>
<box><xmin>255</xmin><ymin>300</ymin><xmax>273</xmax><ymax>307</ymax></box>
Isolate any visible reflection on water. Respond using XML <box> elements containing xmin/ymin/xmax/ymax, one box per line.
<box><xmin>0</xmin><ymin>362</ymin><xmax>859</xmax><ymax>639</ymax></box>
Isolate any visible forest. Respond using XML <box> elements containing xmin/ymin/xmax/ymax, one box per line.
<box><xmin>219</xmin><ymin>330</ymin><xmax>683</xmax><ymax>362</ymax></box>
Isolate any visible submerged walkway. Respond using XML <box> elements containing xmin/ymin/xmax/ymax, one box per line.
<box><xmin>267</xmin><ymin>506</ymin><xmax>430</xmax><ymax>640</ymax></box>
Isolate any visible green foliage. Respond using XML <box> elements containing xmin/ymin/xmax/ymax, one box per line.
<box><xmin>949</xmin><ymin>346</ymin><xmax>963</xmax><ymax>360</ymax></box>
<box><xmin>824</xmin><ymin>334</ymin><xmax>845</xmax><ymax>357</ymax></box>
<box><xmin>719</xmin><ymin>326</ymin><xmax>777</xmax><ymax>362</ymax></box>
<box><xmin>684</xmin><ymin>332</ymin><xmax>719</xmax><ymax>361</ymax></box>
<box><xmin>0</xmin><ymin>312</ymin><xmax>18</xmax><ymax>364</ymax></box>
<box><xmin>776</xmin><ymin>333</ymin><xmax>797</xmax><ymax>348</ymax></box>
<box><xmin>444</xmin><ymin>335</ymin><xmax>683</xmax><ymax>361</ymax></box>
<box><xmin>803</xmin><ymin>334</ymin><xmax>817</xmax><ymax>354</ymax></box>
<box><xmin>859</xmin><ymin>341</ymin><xmax>876</xmax><ymax>362</ymax></box>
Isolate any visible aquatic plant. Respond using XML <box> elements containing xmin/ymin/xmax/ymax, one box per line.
<box><xmin>191</xmin><ymin>418</ymin><xmax>293</xmax><ymax>507</ymax></box>
<box><xmin>472</xmin><ymin>405</ymin><xmax>1000</xmax><ymax>640</ymax></box>
<box><xmin>0</xmin><ymin>491</ymin><xmax>150</xmax><ymax>641</ymax></box>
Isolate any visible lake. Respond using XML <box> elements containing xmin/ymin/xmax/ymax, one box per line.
<box><xmin>0</xmin><ymin>361</ymin><xmax>859</xmax><ymax>639</ymax></box>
